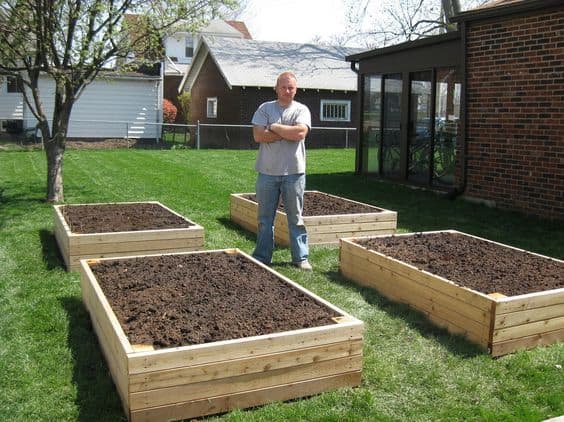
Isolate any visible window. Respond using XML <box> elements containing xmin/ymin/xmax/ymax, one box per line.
<box><xmin>320</xmin><ymin>100</ymin><xmax>351</xmax><ymax>122</ymax></box>
<box><xmin>185</xmin><ymin>37</ymin><xmax>194</xmax><ymax>58</ymax></box>
<box><xmin>362</xmin><ymin>75</ymin><xmax>382</xmax><ymax>173</ymax></box>
<box><xmin>407</xmin><ymin>70</ymin><xmax>433</xmax><ymax>185</ymax></box>
<box><xmin>7</xmin><ymin>76</ymin><xmax>22</xmax><ymax>93</ymax></box>
<box><xmin>206</xmin><ymin>97</ymin><xmax>217</xmax><ymax>118</ymax></box>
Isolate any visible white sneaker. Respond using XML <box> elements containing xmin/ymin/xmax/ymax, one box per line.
<box><xmin>294</xmin><ymin>260</ymin><xmax>312</xmax><ymax>271</ymax></box>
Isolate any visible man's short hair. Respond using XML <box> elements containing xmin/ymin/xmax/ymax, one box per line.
<box><xmin>276</xmin><ymin>71</ymin><xmax>297</xmax><ymax>88</ymax></box>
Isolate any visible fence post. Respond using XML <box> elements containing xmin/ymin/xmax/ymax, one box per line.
<box><xmin>345</xmin><ymin>129</ymin><xmax>349</xmax><ymax>148</ymax></box>
<box><xmin>196</xmin><ymin>120</ymin><xmax>200</xmax><ymax>150</ymax></box>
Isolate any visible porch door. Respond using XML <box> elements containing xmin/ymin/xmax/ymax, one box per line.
<box><xmin>408</xmin><ymin>71</ymin><xmax>433</xmax><ymax>184</ymax></box>
<box><xmin>433</xmin><ymin>68</ymin><xmax>461</xmax><ymax>187</ymax></box>
<box><xmin>362</xmin><ymin>75</ymin><xmax>382</xmax><ymax>173</ymax></box>
<box><xmin>381</xmin><ymin>74</ymin><xmax>402</xmax><ymax>177</ymax></box>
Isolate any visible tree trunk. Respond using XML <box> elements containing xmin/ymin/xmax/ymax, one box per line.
<box><xmin>45</xmin><ymin>133</ymin><xmax>65</xmax><ymax>202</ymax></box>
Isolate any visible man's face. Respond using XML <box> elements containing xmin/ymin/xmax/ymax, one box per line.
<box><xmin>275</xmin><ymin>76</ymin><xmax>297</xmax><ymax>106</ymax></box>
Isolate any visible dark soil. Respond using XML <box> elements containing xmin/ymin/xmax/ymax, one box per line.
<box><xmin>354</xmin><ymin>232</ymin><xmax>563</xmax><ymax>297</ymax></box>
<box><xmin>90</xmin><ymin>251</ymin><xmax>340</xmax><ymax>349</ymax></box>
<box><xmin>62</xmin><ymin>202</ymin><xmax>193</xmax><ymax>234</ymax></box>
<box><xmin>244</xmin><ymin>191</ymin><xmax>383</xmax><ymax>216</ymax></box>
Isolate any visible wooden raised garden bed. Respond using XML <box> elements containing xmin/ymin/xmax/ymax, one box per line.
<box><xmin>340</xmin><ymin>230</ymin><xmax>564</xmax><ymax>357</ymax></box>
<box><xmin>230</xmin><ymin>190</ymin><xmax>397</xmax><ymax>246</ymax></box>
<box><xmin>79</xmin><ymin>249</ymin><xmax>364</xmax><ymax>421</ymax></box>
<box><xmin>54</xmin><ymin>201</ymin><xmax>204</xmax><ymax>271</ymax></box>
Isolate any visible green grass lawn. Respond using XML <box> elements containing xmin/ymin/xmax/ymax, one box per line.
<box><xmin>1</xmin><ymin>148</ymin><xmax>562</xmax><ymax>421</ymax></box>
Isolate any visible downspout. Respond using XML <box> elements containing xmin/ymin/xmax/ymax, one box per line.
<box><xmin>443</xmin><ymin>0</ymin><xmax>467</xmax><ymax>199</ymax></box>
<box><xmin>454</xmin><ymin>19</ymin><xmax>468</xmax><ymax>199</ymax></box>
<box><xmin>442</xmin><ymin>0</ymin><xmax>461</xmax><ymax>30</ymax></box>
<box><xmin>350</xmin><ymin>61</ymin><xmax>362</xmax><ymax>175</ymax></box>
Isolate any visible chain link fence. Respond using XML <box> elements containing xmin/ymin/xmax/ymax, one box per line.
<box><xmin>0</xmin><ymin>118</ymin><xmax>357</xmax><ymax>149</ymax></box>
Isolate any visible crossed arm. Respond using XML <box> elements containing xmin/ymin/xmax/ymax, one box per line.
<box><xmin>253</xmin><ymin>123</ymin><xmax>309</xmax><ymax>144</ymax></box>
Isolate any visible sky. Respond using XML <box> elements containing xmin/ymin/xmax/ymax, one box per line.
<box><xmin>233</xmin><ymin>0</ymin><xmax>485</xmax><ymax>46</ymax></box>
<box><xmin>235</xmin><ymin>0</ymin><xmax>349</xmax><ymax>45</ymax></box>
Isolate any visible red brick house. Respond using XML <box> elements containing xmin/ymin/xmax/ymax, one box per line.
<box><xmin>347</xmin><ymin>0</ymin><xmax>563</xmax><ymax>220</ymax></box>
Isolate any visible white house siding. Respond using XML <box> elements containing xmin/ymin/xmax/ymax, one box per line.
<box><xmin>23</xmin><ymin>75</ymin><xmax>161</xmax><ymax>139</ymax></box>
<box><xmin>165</xmin><ymin>33</ymin><xmax>192</xmax><ymax>64</ymax></box>
<box><xmin>0</xmin><ymin>80</ymin><xmax>24</xmax><ymax>120</ymax></box>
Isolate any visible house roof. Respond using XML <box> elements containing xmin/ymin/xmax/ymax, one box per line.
<box><xmin>225</xmin><ymin>21</ymin><xmax>252</xmax><ymax>39</ymax></box>
<box><xmin>180</xmin><ymin>37</ymin><xmax>362</xmax><ymax>93</ymax></box>
<box><xmin>451</xmin><ymin>0</ymin><xmax>562</xmax><ymax>22</ymax></box>
<box><xmin>198</xmin><ymin>19</ymin><xmax>246</xmax><ymax>38</ymax></box>
<box><xmin>346</xmin><ymin>31</ymin><xmax>460</xmax><ymax>62</ymax></box>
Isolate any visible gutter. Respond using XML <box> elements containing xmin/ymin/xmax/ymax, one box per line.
<box><xmin>447</xmin><ymin>19</ymin><xmax>468</xmax><ymax>200</ymax></box>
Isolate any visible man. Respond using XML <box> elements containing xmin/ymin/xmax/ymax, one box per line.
<box><xmin>251</xmin><ymin>71</ymin><xmax>312</xmax><ymax>270</ymax></box>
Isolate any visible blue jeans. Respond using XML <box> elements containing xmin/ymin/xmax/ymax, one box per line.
<box><xmin>252</xmin><ymin>173</ymin><xmax>308</xmax><ymax>265</ymax></box>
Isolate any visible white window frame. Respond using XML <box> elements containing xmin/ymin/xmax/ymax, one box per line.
<box><xmin>185</xmin><ymin>36</ymin><xmax>194</xmax><ymax>59</ymax></box>
<box><xmin>320</xmin><ymin>99</ymin><xmax>351</xmax><ymax>122</ymax></box>
<box><xmin>206</xmin><ymin>97</ymin><xmax>218</xmax><ymax>118</ymax></box>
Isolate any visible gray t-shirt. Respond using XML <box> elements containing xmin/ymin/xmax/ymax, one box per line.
<box><xmin>252</xmin><ymin>100</ymin><xmax>311</xmax><ymax>176</ymax></box>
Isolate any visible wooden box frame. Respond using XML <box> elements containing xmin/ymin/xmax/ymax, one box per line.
<box><xmin>79</xmin><ymin>249</ymin><xmax>364</xmax><ymax>421</ymax></box>
<box><xmin>230</xmin><ymin>190</ymin><xmax>397</xmax><ymax>246</ymax></box>
<box><xmin>54</xmin><ymin>201</ymin><xmax>204</xmax><ymax>271</ymax></box>
<box><xmin>339</xmin><ymin>230</ymin><xmax>564</xmax><ymax>357</ymax></box>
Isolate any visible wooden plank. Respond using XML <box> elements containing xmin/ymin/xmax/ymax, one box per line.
<box><xmin>130</xmin><ymin>371</ymin><xmax>361</xmax><ymax>422</ymax></box>
<box><xmin>72</xmin><ymin>237</ymin><xmax>204</xmax><ymax>255</ymax></box>
<box><xmin>305</xmin><ymin>211</ymin><xmax>397</xmax><ymax>226</ymax></box>
<box><xmin>129</xmin><ymin>321</ymin><xmax>363</xmax><ymax>374</ymax></box>
<box><xmin>426</xmin><ymin>310</ymin><xmax>487</xmax><ymax>347</ymax></box>
<box><xmin>491</xmin><ymin>328</ymin><xmax>564</xmax><ymax>357</ymax></box>
<box><xmin>304</xmin><ymin>220</ymin><xmax>397</xmax><ymax>234</ymax></box>
<box><xmin>230</xmin><ymin>200</ymin><xmax>258</xmax><ymax>216</ymax></box>
<box><xmin>129</xmin><ymin>339</ymin><xmax>363</xmax><ymax>392</ymax></box>
<box><xmin>340</xmin><ymin>252</ymin><xmax>490</xmax><ymax>345</ymax></box>
<box><xmin>492</xmin><ymin>316</ymin><xmax>564</xmax><ymax>343</ymax></box>
<box><xmin>495</xmin><ymin>289</ymin><xmax>564</xmax><ymax>314</ymax></box>
<box><xmin>80</xmin><ymin>262</ymin><xmax>133</xmax><ymax>355</ymax></box>
<box><xmin>68</xmin><ymin>227</ymin><xmax>204</xmax><ymax>246</ymax></box>
<box><xmin>231</xmin><ymin>198</ymin><xmax>257</xmax><ymax>211</ymax></box>
<box><xmin>86</xmin><ymin>299</ymin><xmax>131</xmax><ymax>408</ymax></box>
<box><xmin>129</xmin><ymin>355</ymin><xmax>362</xmax><ymax>410</ymax></box>
<box><xmin>494</xmin><ymin>303</ymin><xmax>564</xmax><ymax>328</ymax></box>
<box><xmin>69</xmin><ymin>245</ymin><xmax>209</xmax><ymax>271</ymax></box>
<box><xmin>310</xmin><ymin>228</ymin><xmax>397</xmax><ymax>244</ymax></box>
<box><xmin>80</xmin><ymin>262</ymin><xmax>132</xmax><ymax>406</ymax></box>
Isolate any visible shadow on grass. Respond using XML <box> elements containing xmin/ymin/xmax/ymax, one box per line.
<box><xmin>0</xmin><ymin>181</ymin><xmax>46</xmax><ymax>229</ymax></box>
<box><xmin>216</xmin><ymin>216</ymin><xmax>258</xmax><ymax>243</ymax></box>
<box><xmin>325</xmin><ymin>269</ymin><xmax>484</xmax><ymax>358</ymax></box>
<box><xmin>61</xmin><ymin>296</ymin><xmax>126</xmax><ymax>422</ymax></box>
<box><xmin>39</xmin><ymin>229</ymin><xmax>65</xmax><ymax>271</ymax></box>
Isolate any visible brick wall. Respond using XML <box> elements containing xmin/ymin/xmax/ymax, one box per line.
<box><xmin>464</xmin><ymin>7</ymin><xmax>564</xmax><ymax>219</ymax></box>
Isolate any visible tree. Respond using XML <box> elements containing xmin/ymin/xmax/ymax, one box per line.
<box><xmin>317</xmin><ymin>0</ymin><xmax>488</xmax><ymax>48</ymax></box>
<box><xmin>0</xmin><ymin>0</ymin><xmax>236</xmax><ymax>202</ymax></box>
<box><xmin>177</xmin><ymin>91</ymin><xmax>192</xmax><ymax>124</ymax></box>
